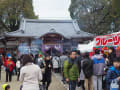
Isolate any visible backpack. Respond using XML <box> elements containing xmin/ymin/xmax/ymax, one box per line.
<box><xmin>82</xmin><ymin>58</ymin><xmax>93</xmax><ymax>78</ymax></box>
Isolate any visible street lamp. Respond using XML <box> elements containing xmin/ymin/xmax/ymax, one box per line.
<box><xmin>110</xmin><ymin>22</ymin><xmax>115</xmax><ymax>33</ymax></box>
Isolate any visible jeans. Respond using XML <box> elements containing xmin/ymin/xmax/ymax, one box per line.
<box><xmin>93</xmin><ymin>75</ymin><xmax>102</xmax><ymax>90</ymax></box>
<box><xmin>69</xmin><ymin>81</ymin><xmax>77</xmax><ymax>90</ymax></box>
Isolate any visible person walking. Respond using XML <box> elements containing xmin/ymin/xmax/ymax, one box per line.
<box><xmin>92</xmin><ymin>49</ymin><xmax>106</xmax><ymax>90</ymax></box>
<box><xmin>0</xmin><ymin>54</ymin><xmax>3</xmax><ymax>80</ymax></box>
<box><xmin>64</xmin><ymin>50</ymin><xmax>80</xmax><ymax>90</ymax></box>
<box><xmin>4</xmin><ymin>56</ymin><xmax>15</xmax><ymax>82</ymax></box>
<box><xmin>42</xmin><ymin>54</ymin><xmax>53</xmax><ymax>90</ymax></box>
<box><xmin>106</xmin><ymin>58</ymin><xmax>120</xmax><ymax>90</ymax></box>
<box><xmin>19</xmin><ymin>55</ymin><xmax>42</xmax><ymax>90</ymax></box>
<box><xmin>82</xmin><ymin>52</ymin><xmax>93</xmax><ymax>90</ymax></box>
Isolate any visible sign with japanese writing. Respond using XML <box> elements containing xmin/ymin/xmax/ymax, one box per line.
<box><xmin>95</xmin><ymin>33</ymin><xmax>120</xmax><ymax>46</ymax></box>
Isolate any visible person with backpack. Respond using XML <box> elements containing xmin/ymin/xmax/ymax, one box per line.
<box><xmin>52</xmin><ymin>55</ymin><xmax>59</xmax><ymax>73</ymax></box>
<box><xmin>92</xmin><ymin>49</ymin><xmax>106</xmax><ymax>90</ymax></box>
<box><xmin>82</xmin><ymin>52</ymin><xmax>93</xmax><ymax>90</ymax></box>
<box><xmin>64</xmin><ymin>50</ymin><xmax>80</xmax><ymax>90</ymax></box>
<box><xmin>106</xmin><ymin>58</ymin><xmax>120</xmax><ymax>90</ymax></box>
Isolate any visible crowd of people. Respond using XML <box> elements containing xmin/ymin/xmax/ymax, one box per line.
<box><xmin>0</xmin><ymin>47</ymin><xmax>120</xmax><ymax>90</ymax></box>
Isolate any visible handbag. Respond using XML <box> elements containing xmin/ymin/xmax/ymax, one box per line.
<box><xmin>110</xmin><ymin>79</ymin><xmax>119</xmax><ymax>90</ymax></box>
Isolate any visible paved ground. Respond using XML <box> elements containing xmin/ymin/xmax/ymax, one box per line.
<box><xmin>54</xmin><ymin>73</ymin><xmax>82</xmax><ymax>90</ymax></box>
<box><xmin>0</xmin><ymin>70</ymin><xmax>66</xmax><ymax>90</ymax></box>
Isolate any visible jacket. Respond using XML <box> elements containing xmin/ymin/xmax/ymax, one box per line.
<box><xmin>106</xmin><ymin>66</ymin><xmax>120</xmax><ymax>90</ymax></box>
<box><xmin>64</xmin><ymin>58</ymin><xmax>79</xmax><ymax>81</ymax></box>
<box><xmin>43</xmin><ymin>60</ymin><xmax>53</xmax><ymax>82</ymax></box>
<box><xmin>20</xmin><ymin>63</ymin><xmax>42</xmax><ymax>90</ymax></box>
<box><xmin>92</xmin><ymin>54</ymin><xmax>105</xmax><ymax>75</ymax></box>
<box><xmin>2</xmin><ymin>84</ymin><xmax>9</xmax><ymax>90</ymax></box>
<box><xmin>82</xmin><ymin>58</ymin><xmax>93</xmax><ymax>78</ymax></box>
<box><xmin>4</xmin><ymin>60</ymin><xmax>15</xmax><ymax>72</ymax></box>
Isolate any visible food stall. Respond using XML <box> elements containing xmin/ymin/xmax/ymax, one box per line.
<box><xmin>95</xmin><ymin>32</ymin><xmax>120</xmax><ymax>57</ymax></box>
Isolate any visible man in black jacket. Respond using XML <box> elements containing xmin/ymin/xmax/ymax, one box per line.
<box><xmin>0</xmin><ymin>54</ymin><xmax>3</xmax><ymax>80</ymax></box>
<box><xmin>83</xmin><ymin>52</ymin><xmax>93</xmax><ymax>90</ymax></box>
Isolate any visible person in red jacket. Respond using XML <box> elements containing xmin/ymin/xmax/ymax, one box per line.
<box><xmin>4</xmin><ymin>56</ymin><xmax>15</xmax><ymax>82</ymax></box>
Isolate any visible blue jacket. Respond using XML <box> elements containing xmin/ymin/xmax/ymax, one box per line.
<box><xmin>92</xmin><ymin>54</ymin><xmax>105</xmax><ymax>75</ymax></box>
<box><xmin>106</xmin><ymin>66</ymin><xmax>120</xmax><ymax>90</ymax></box>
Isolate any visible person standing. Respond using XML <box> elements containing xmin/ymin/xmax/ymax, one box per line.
<box><xmin>92</xmin><ymin>49</ymin><xmax>106</xmax><ymax>90</ymax></box>
<box><xmin>42</xmin><ymin>54</ymin><xmax>53</xmax><ymax>90</ymax></box>
<box><xmin>11</xmin><ymin>53</ymin><xmax>17</xmax><ymax>75</ymax></box>
<box><xmin>52</xmin><ymin>55</ymin><xmax>59</xmax><ymax>73</ymax></box>
<box><xmin>82</xmin><ymin>52</ymin><xmax>93</xmax><ymax>90</ymax></box>
<box><xmin>107</xmin><ymin>47</ymin><xmax>116</xmax><ymax>66</ymax></box>
<box><xmin>4</xmin><ymin>56</ymin><xmax>15</xmax><ymax>82</ymax></box>
<box><xmin>64</xmin><ymin>51</ymin><xmax>80</xmax><ymax>90</ymax></box>
<box><xmin>76</xmin><ymin>50</ymin><xmax>82</xmax><ymax>87</ymax></box>
<box><xmin>20</xmin><ymin>55</ymin><xmax>42</xmax><ymax>90</ymax></box>
<box><xmin>106</xmin><ymin>58</ymin><xmax>120</xmax><ymax>90</ymax></box>
<box><xmin>0</xmin><ymin>54</ymin><xmax>3</xmax><ymax>80</ymax></box>
<box><xmin>16</xmin><ymin>59</ymin><xmax>21</xmax><ymax>81</ymax></box>
<box><xmin>60</xmin><ymin>51</ymin><xmax>69</xmax><ymax>83</ymax></box>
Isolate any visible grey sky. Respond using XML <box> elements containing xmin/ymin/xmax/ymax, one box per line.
<box><xmin>33</xmin><ymin>0</ymin><xmax>71</xmax><ymax>19</ymax></box>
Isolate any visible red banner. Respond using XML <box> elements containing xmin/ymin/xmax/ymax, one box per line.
<box><xmin>95</xmin><ymin>33</ymin><xmax>120</xmax><ymax>46</ymax></box>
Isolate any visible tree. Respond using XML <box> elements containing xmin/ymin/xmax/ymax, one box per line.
<box><xmin>0</xmin><ymin>0</ymin><xmax>37</xmax><ymax>32</ymax></box>
<box><xmin>69</xmin><ymin>0</ymin><xmax>120</xmax><ymax>35</ymax></box>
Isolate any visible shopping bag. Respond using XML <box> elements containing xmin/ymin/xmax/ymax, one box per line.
<box><xmin>110</xmin><ymin>79</ymin><xmax>119</xmax><ymax>90</ymax></box>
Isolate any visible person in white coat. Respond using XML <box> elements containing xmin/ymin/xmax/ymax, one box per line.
<box><xmin>19</xmin><ymin>55</ymin><xmax>42</xmax><ymax>90</ymax></box>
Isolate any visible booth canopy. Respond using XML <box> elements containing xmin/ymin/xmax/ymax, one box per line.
<box><xmin>78</xmin><ymin>41</ymin><xmax>95</xmax><ymax>53</ymax></box>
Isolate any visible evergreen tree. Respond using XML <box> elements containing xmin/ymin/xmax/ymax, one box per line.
<box><xmin>0</xmin><ymin>0</ymin><xmax>37</xmax><ymax>32</ymax></box>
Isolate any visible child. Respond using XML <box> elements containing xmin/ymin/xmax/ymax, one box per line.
<box><xmin>2</xmin><ymin>84</ymin><xmax>10</xmax><ymax>90</ymax></box>
<box><xmin>106</xmin><ymin>58</ymin><xmax>120</xmax><ymax>90</ymax></box>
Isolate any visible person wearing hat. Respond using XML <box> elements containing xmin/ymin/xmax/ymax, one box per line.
<box><xmin>4</xmin><ymin>56</ymin><xmax>15</xmax><ymax>82</ymax></box>
<box><xmin>2</xmin><ymin>84</ymin><xmax>10</xmax><ymax>90</ymax></box>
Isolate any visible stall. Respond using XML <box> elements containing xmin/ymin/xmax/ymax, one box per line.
<box><xmin>95</xmin><ymin>32</ymin><xmax>120</xmax><ymax>57</ymax></box>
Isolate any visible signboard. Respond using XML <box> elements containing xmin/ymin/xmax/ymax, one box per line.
<box><xmin>95</xmin><ymin>33</ymin><xmax>120</xmax><ymax>46</ymax></box>
<box><xmin>18</xmin><ymin>43</ymin><xmax>30</xmax><ymax>55</ymax></box>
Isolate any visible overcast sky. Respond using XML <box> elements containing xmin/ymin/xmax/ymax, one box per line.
<box><xmin>33</xmin><ymin>0</ymin><xmax>71</xmax><ymax>19</ymax></box>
